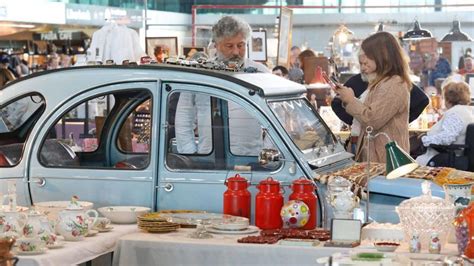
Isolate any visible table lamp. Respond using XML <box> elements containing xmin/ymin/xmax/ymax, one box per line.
<box><xmin>364</xmin><ymin>126</ymin><xmax>419</xmax><ymax>223</ymax></box>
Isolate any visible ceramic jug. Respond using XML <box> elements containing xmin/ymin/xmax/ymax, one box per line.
<box><xmin>1</xmin><ymin>211</ymin><xmax>27</xmax><ymax>239</ymax></box>
<box><xmin>56</xmin><ymin>205</ymin><xmax>98</xmax><ymax>241</ymax></box>
<box><xmin>23</xmin><ymin>211</ymin><xmax>57</xmax><ymax>245</ymax></box>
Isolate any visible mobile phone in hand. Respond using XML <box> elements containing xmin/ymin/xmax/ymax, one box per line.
<box><xmin>322</xmin><ymin>72</ymin><xmax>340</xmax><ymax>91</ymax></box>
<box><xmin>329</xmin><ymin>74</ymin><xmax>340</xmax><ymax>85</ymax></box>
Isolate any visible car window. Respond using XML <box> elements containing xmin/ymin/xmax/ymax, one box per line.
<box><xmin>0</xmin><ymin>94</ymin><xmax>45</xmax><ymax>167</ymax></box>
<box><xmin>167</xmin><ymin>90</ymin><xmax>281</xmax><ymax>171</ymax></box>
<box><xmin>0</xmin><ymin>95</ymin><xmax>44</xmax><ymax>133</ymax></box>
<box><xmin>39</xmin><ymin>90</ymin><xmax>152</xmax><ymax>169</ymax></box>
<box><xmin>117</xmin><ymin>99</ymin><xmax>151</xmax><ymax>154</ymax></box>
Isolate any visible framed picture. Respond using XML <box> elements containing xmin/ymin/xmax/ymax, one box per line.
<box><xmin>182</xmin><ymin>47</ymin><xmax>205</xmax><ymax>59</ymax></box>
<box><xmin>466</xmin><ymin>73</ymin><xmax>474</xmax><ymax>100</ymax></box>
<box><xmin>248</xmin><ymin>30</ymin><xmax>267</xmax><ymax>62</ymax></box>
<box><xmin>146</xmin><ymin>37</ymin><xmax>178</xmax><ymax>62</ymax></box>
<box><xmin>277</xmin><ymin>7</ymin><xmax>293</xmax><ymax>68</ymax></box>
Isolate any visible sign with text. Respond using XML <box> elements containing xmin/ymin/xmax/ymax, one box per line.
<box><xmin>33</xmin><ymin>31</ymin><xmax>87</xmax><ymax>41</ymax></box>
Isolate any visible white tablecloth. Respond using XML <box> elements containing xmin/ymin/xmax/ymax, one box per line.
<box><xmin>16</xmin><ymin>224</ymin><xmax>138</xmax><ymax>266</ymax></box>
<box><xmin>112</xmin><ymin>228</ymin><xmax>460</xmax><ymax>266</ymax></box>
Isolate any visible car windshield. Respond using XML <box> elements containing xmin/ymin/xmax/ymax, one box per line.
<box><xmin>0</xmin><ymin>95</ymin><xmax>44</xmax><ymax>133</ymax></box>
<box><xmin>268</xmin><ymin>98</ymin><xmax>335</xmax><ymax>151</ymax></box>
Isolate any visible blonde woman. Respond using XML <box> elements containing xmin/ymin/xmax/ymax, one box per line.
<box><xmin>335</xmin><ymin>32</ymin><xmax>411</xmax><ymax>163</ymax></box>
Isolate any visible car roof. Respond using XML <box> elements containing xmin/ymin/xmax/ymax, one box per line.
<box><xmin>1</xmin><ymin>65</ymin><xmax>306</xmax><ymax>98</ymax></box>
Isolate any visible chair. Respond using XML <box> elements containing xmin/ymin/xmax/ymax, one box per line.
<box><xmin>427</xmin><ymin>123</ymin><xmax>474</xmax><ymax>172</ymax></box>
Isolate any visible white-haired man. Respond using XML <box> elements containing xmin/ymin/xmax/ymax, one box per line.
<box><xmin>175</xmin><ymin>16</ymin><xmax>271</xmax><ymax>156</ymax></box>
<box><xmin>211</xmin><ymin>16</ymin><xmax>269</xmax><ymax>73</ymax></box>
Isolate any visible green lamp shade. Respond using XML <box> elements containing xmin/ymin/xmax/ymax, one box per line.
<box><xmin>385</xmin><ymin>141</ymin><xmax>419</xmax><ymax>179</ymax></box>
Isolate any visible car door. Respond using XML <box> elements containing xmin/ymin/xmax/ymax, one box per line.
<box><xmin>157</xmin><ymin>82</ymin><xmax>305</xmax><ymax>218</ymax></box>
<box><xmin>27</xmin><ymin>81</ymin><xmax>159</xmax><ymax>209</ymax></box>
<box><xmin>0</xmin><ymin>93</ymin><xmax>46</xmax><ymax>206</ymax></box>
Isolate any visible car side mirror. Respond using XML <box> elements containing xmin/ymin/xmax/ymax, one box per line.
<box><xmin>259</xmin><ymin>148</ymin><xmax>281</xmax><ymax>166</ymax></box>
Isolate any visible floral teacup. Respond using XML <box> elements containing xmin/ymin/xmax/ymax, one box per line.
<box><xmin>16</xmin><ymin>237</ymin><xmax>45</xmax><ymax>252</ymax></box>
<box><xmin>93</xmin><ymin>217</ymin><xmax>111</xmax><ymax>230</ymax></box>
<box><xmin>39</xmin><ymin>232</ymin><xmax>57</xmax><ymax>246</ymax></box>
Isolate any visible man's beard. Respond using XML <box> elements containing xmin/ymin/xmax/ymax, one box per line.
<box><xmin>215</xmin><ymin>51</ymin><xmax>244</xmax><ymax>67</ymax></box>
<box><xmin>360</xmin><ymin>73</ymin><xmax>369</xmax><ymax>82</ymax></box>
<box><xmin>361</xmin><ymin>72</ymin><xmax>376</xmax><ymax>83</ymax></box>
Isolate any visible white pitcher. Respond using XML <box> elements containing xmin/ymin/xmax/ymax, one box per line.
<box><xmin>23</xmin><ymin>211</ymin><xmax>58</xmax><ymax>245</ymax></box>
<box><xmin>1</xmin><ymin>211</ymin><xmax>27</xmax><ymax>239</ymax></box>
<box><xmin>56</xmin><ymin>206</ymin><xmax>98</xmax><ymax>241</ymax></box>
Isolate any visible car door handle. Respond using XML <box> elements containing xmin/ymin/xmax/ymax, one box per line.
<box><xmin>157</xmin><ymin>183</ymin><xmax>174</xmax><ymax>192</ymax></box>
<box><xmin>25</xmin><ymin>177</ymin><xmax>46</xmax><ymax>187</ymax></box>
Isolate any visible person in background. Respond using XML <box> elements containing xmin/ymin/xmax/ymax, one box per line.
<box><xmin>416</xmin><ymin>81</ymin><xmax>474</xmax><ymax>166</ymax></box>
<box><xmin>0</xmin><ymin>54</ymin><xmax>16</xmax><ymax>87</ymax></box>
<box><xmin>458</xmin><ymin>56</ymin><xmax>473</xmax><ymax>75</ymax></box>
<box><xmin>212</xmin><ymin>16</ymin><xmax>269</xmax><ymax>72</ymax></box>
<box><xmin>175</xmin><ymin>15</ymin><xmax>269</xmax><ymax>155</ymax></box>
<box><xmin>272</xmin><ymin>65</ymin><xmax>289</xmax><ymax>79</ymax></box>
<box><xmin>335</xmin><ymin>32</ymin><xmax>411</xmax><ymax>163</ymax></box>
<box><xmin>60</xmin><ymin>54</ymin><xmax>72</xmax><ymax>68</ymax></box>
<box><xmin>288</xmin><ymin>46</ymin><xmax>303</xmax><ymax>83</ymax></box>
<box><xmin>47</xmin><ymin>53</ymin><xmax>60</xmax><ymax>70</ymax></box>
<box><xmin>9</xmin><ymin>54</ymin><xmax>21</xmax><ymax>78</ymax></box>
<box><xmin>154</xmin><ymin>46</ymin><xmax>165</xmax><ymax>63</ymax></box>
<box><xmin>18</xmin><ymin>60</ymin><xmax>30</xmax><ymax>77</ymax></box>
<box><xmin>296</xmin><ymin>49</ymin><xmax>316</xmax><ymax>84</ymax></box>
<box><xmin>458</xmin><ymin>48</ymin><xmax>472</xmax><ymax>70</ymax></box>
<box><xmin>309</xmin><ymin>93</ymin><xmax>318</xmax><ymax>110</ymax></box>
<box><xmin>332</xmin><ymin>53</ymin><xmax>429</xmax><ymax>153</ymax></box>
<box><xmin>423</xmin><ymin>51</ymin><xmax>452</xmax><ymax>87</ymax></box>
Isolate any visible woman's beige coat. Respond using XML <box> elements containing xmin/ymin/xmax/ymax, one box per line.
<box><xmin>345</xmin><ymin>76</ymin><xmax>410</xmax><ymax>163</ymax></box>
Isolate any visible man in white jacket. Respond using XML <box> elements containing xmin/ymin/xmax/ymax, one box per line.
<box><xmin>175</xmin><ymin>16</ymin><xmax>269</xmax><ymax>155</ymax></box>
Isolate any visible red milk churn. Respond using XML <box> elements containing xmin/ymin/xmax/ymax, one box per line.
<box><xmin>223</xmin><ymin>174</ymin><xmax>251</xmax><ymax>219</ymax></box>
<box><xmin>289</xmin><ymin>177</ymin><xmax>318</xmax><ymax>229</ymax></box>
<box><xmin>255</xmin><ymin>177</ymin><xmax>284</xmax><ymax>229</ymax></box>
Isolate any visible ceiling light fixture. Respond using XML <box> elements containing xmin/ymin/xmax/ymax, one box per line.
<box><xmin>441</xmin><ymin>20</ymin><xmax>472</xmax><ymax>42</ymax></box>
<box><xmin>403</xmin><ymin>20</ymin><xmax>432</xmax><ymax>40</ymax></box>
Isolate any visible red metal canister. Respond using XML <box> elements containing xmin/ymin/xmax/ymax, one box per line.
<box><xmin>289</xmin><ymin>177</ymin><xmax>318</xmax><ymax>229</ymax></box>
<box><xmin>223</xmin><ymin>174</ymin><xmax>251</xmax><ymax>219</ymax></box>
<box><xmin>255</xmin><ymin>177</ymin><xmax>283</xmax><ymax>230</ymax></box>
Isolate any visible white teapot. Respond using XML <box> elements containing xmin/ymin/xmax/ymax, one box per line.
<box><xmin>1</xmin><ymin>211</ymin><xmax>27</xmax><ymax>239</ymax></box>
<box><xmin>55</xmin><ymin>197</ymin><xmax>98</xmax><ymax>241</ymax></box>
<box><xmin>23</xmin><ymin>211</ymin><xmax>57</xmax><ymax>245</ymax></box>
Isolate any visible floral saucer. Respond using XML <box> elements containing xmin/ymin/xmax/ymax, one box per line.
<box><xmin>46</xmin><ymin>241</ymin><xmax>65</xmax><ymax>249</ymax></box>
<box><xmin>16</xmin><ymin>247</ymin><xmax>47</xmax><ymax>255</ymax></box>
<box><xmin>86</xmin><ymin>229</ymin><xmax>99</xmax><ymax>237</ymax></box>
<box><xmin>96</xmin><ymin>226</ymin><xmax>114</xmax><ymax>233</ymax></box>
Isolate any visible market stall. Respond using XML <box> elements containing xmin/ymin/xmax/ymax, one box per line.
<box><xmin>112</xmin><ymin>228</ymin><xmax>460</xmax><ymax>266</ymax></box>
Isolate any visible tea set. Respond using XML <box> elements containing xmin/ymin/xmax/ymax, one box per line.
<box><xmin>0</xmin><ymin>196</ymin><xmax>113</xmax><ymax>255</ymax></box>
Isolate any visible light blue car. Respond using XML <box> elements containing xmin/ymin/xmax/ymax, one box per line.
<box><xmin>0</xmin><ymin>65</ymin><xmax>441</xmax><ymax>226</ymax></box>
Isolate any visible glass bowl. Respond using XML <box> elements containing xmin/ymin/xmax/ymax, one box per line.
<box><xmin>396</xmin><ymin>181</ymin><xmax>455</xmax><ymax>245</ymax></box>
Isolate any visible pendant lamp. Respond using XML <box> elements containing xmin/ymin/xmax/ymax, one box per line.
<box><xmin>403</xmin><ymin>20</ymin><xmax>432</xmax><ymax>40</ymax></box>
<box><xmin>441</xmin><ymin>20</ymin><xmax>473</xmax><ymax>42</ymax></box>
